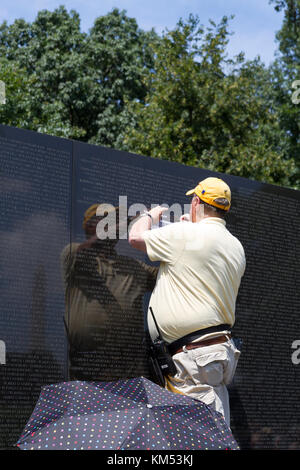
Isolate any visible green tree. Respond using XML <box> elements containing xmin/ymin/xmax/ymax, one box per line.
<box><xmin>87</xmin><ymin>8</ymin><xmax>158</xmax><ymax>147</ymax></box>
<box><xmin>0</xmin><ymin>57</ymin><xmax>36</xmax><ymax>129</ymax></box>
<box><xmin>269</xmin><ymin>0</ymin><xmax>300</xmax><ymax>186</ymax></box>
<box><xmin>0</xmin><ymin>7</ymin><xmax>88</xmax><ymax>138</ymax></box>
<box><xmin>0</xmin><ymin>7</ymin><xmax>157</xmax><ymax>144</ymax></box>
<box><xmin>124</xmin><ymin>15</ymin><xmax>295</xmax><ymax>187</ymax></box>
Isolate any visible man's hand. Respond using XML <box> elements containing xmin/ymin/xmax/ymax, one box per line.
<box><xmin>148</xmin><ymin>205</ymin><xmax>169</xmax><ymax>224</ymax></box>
<box><xmin>128</xmin><ymin>206</ymin><xmax>168</xmax><ymax>253</ymax></box>
<box><xmin>180</xmin><ymin>213</ymin><xmax>190</xmax><ymax>222</ymax></box>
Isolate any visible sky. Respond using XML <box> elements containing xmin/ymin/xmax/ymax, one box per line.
<box><xmin>0</xmin><ymin>0</ymin><xmax>284</xmax><ymax>65</ymax></box>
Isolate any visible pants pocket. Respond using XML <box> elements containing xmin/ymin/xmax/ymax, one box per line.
<box><xmin>194</xmin><ymin>350</ymin><xmax>228</xmax><ymax>387</ymax></box>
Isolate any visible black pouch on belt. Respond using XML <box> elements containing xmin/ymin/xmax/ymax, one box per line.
<box><xmin>148</xmin><ymin>308</ymin><xmax>177</xmax><ymax>386</ymax></box>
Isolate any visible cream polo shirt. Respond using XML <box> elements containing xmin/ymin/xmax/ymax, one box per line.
<box><xmin>142</xmin><ymin>218</ymin><xmax>246</xmax><ymax>344</ymax></box>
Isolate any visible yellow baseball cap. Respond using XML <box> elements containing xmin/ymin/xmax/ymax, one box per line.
<box><xmin>186</xmin><ymin>177</ymin><xmax>231</xmax><ymax>211</ymax></box>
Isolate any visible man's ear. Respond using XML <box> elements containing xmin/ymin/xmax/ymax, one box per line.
<box><xmin>193</xmin><ymin>195</ymin><xmax>201</xmax><ymax>206</ymax></box>
<box><xmin>191</xmin><ymin>196</ymin><xmax>200</xmax><ymax>223</ymax></box>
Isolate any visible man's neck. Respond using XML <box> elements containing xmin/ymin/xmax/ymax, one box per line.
<box><xmin>196</xmin><ymin>213</ymin><xmax>222</xmax><ymax>223</ymax></box>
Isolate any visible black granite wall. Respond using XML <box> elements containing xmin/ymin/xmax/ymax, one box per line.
<box><xmin>0</xmin><ymin>124</ymin><xmax>299</xmax><ymax>449</ymax></box>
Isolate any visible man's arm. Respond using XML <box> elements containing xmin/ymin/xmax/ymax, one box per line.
<box><xmin>128</xmin><ymin>206</ymin><xmax>168</xmax><ymax>253</ymax></box>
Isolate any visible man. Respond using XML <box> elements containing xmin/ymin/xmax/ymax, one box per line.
<box><xmin>61</xmin><ymin>203</ymin><xmax>157</xmax><ymax>381</ymax></box>
<box><xmin>129</xmin><ymin>177</ymin><xmax>246</xmax><ymax>426</ymax></box>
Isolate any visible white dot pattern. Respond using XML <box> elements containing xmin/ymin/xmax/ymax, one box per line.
<box><xmin>16</xmin><ymin>377</ymin><xmax>239</xmax><ymax>450</ymax></box>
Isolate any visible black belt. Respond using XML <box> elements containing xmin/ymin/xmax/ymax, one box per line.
<box><xmin>171</xmin><ymin>334</ymin><xmax>231</xmax><ymax>356</ymax></box>
<box><xmin>167</xmin><ymin>324</ymin><xmax>232</xmax><ymax>356</ymax></box>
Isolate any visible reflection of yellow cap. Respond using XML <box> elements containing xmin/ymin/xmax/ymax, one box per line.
<box><xmin>82</xmin><ymin>204</ymin><xmax>117</xmax><ymax>230</ymax></box>
<box><xmin>186</xmin><ymin>177</ymin><xmax>231</xmax><ymax>211</ymax></box>
<box><xmin>82</xmin><ymin>204</ymin><xmax>99</xmax><ymax>229</ymax></box>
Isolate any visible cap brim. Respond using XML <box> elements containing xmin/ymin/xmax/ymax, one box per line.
<box><xmin>185</xmin><ymin>188</ymin><xmax>195</xmax><ymax>196</ymax></box>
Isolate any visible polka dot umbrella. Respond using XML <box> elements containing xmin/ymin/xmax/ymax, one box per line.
<box><xmin>16</xmin><ymin>376</ymin><xmax>239</xmax><ymax>450</ymax></box>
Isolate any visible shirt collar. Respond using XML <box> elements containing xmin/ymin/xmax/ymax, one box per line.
<box><xmin>198</xmin><ymin>217</ymin><xmax>226</xmax><ymax>227</ymax></box>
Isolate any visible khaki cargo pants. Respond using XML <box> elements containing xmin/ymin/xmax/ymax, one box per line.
<box><xmin>165</xmin><ymin>336</ymin><xmax>240</xmax><ymax>427</ymax></box>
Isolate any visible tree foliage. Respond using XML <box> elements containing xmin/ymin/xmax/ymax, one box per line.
<box><xmin>0</xmin><ymin>5</ymin><xmax>299</xmax><ymax>188</ymax></box>
<box><xmin>269</xmin><ymin>0</ymin><xmax>300</xmax><ymax>186</ymax></box>
<box><xmin>123</xmin><ymin>15</ymin><xmax>295</xmax><ymax>186</ymax></box>
<box><xmin>0</xmin><ymin>57</ymin><xmax>36</xmax><ymax>128</ymax></box>
<box><xmin>0</xmin><ymin>7</ymin><xmax>88</xmax><ymax>138</ymax></box>
<box><xmin>86</xmin><ymin>9</ymin><xmax>157</xmax><ymax>147</ymax></box>
<box><xmin>0</xmin><ymin>6</ymin><xmax>156</xmax><ymax>143</ymax></box>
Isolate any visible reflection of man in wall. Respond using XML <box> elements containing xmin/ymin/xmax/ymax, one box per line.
<box><xmin>61</xmin><ymin>204</ymin><xmax>157</xmax><ymax>381</ymax></box>
<box><xmin>129</xmin><ymin>178</ymin><xmax>246</xmax><ymax>426</ymax></box>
